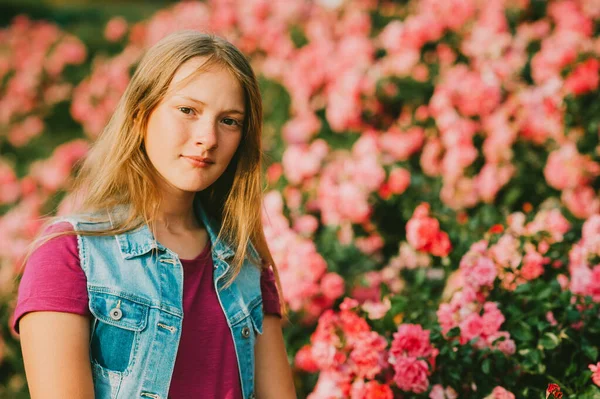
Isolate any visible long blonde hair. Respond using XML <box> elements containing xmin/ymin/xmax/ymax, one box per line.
<box><xmin>27</xmin><ymin>31</ymin><xmax>286</xmax><ymax>317</ymax></box>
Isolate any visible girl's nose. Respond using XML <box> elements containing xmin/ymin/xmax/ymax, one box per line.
<box><xmin>193</xmin><ymin>119</ymin><xmax>218</xmax><ymax>150</ymax></box>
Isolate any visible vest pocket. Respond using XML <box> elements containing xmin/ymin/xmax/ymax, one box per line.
<box><xmin>248</xmin><ymin>297</ymin><xmax>264</xmax><ymax>336</ymax></box>
<box><xmin>88</xmin><ymin>290</ymin><xmax>150</xmax><ymax>374</ymax></box>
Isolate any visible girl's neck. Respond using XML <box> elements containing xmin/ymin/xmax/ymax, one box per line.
<box><xmin>154</xmin><ymin>188</ymin><xmax>200</xmax><ymax>232</ymax></box>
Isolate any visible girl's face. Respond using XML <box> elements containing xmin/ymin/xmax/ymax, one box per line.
<box><xmin>144</xmin><ymin>57</ymin><xmax>245</xmax><ymax>195</ymax></box>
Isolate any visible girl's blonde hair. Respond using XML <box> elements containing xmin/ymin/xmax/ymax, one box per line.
<box><xmin>25</xmin><ymin>30</ymin><xmax>286</xmax><ymax>317</ymax></box>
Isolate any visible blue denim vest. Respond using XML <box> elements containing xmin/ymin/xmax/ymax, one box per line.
<box><xmin>56</xmin><ymin>200</ymin><xmax>264</xmax><ymax>399</ymax></box>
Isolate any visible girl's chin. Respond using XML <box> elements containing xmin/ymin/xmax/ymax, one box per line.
<box><xmin>165</xmin><ymin>178</ymin><xmax>214</xmax><ymax>194</ymax></box>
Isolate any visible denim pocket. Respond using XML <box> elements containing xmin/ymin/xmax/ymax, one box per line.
<box><xmin>89</xmin><ymin>290</ymin><xmax>150</xmax><ymax>373</ymax></box>
<box><xmin>248</xmin><ymin>297</ymin><xmax>264</xmax><ymax>336</ymax></box>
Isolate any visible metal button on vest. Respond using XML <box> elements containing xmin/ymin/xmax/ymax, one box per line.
<box><xmin>241</xmin><ymin>326</ymin><xmax>250</xmax><ymax>338</ymax></box>
<box><xmin>109</xmin><ymin>307</ymin><xmax>123</xmax><ymax>321</ymax></box>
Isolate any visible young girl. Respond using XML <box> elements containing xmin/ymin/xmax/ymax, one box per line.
<box><xmin>13</xmin><ymin>30</ymin><xmax>296</xmax><ymax>399</ymax></box>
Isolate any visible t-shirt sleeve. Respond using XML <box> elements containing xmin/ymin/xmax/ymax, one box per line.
<box><xmin>260</xmin><ymin>266</ymin><xmax>282</xmax><ymax>318</ymax></box>
<box><xmin>12</xmin><ymin>221</ymin><xmax>90</xmax><ymax>335</ymax></box>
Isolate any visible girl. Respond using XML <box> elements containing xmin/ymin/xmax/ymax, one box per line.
<box><xmin>13</xmin><ymin>30</ymin><xmax>296</xmax><ymax>399</ymax></box>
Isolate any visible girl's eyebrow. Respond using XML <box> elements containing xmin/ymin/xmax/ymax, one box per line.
<box><xmin>178</xmin><ymin>95</ymin><xmax>245</xmax><ymax>116</ymax></box>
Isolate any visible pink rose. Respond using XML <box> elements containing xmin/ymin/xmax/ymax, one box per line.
<box><xmin>481</xmin><ymin>302</ymin><xmax>506</xmax><ymax>337</ymax></box>
<box><xmin>582</xmin><ymin>214</ymin><xmax>600</xmax><ymax>246</ymax></box>
<box><xmin>350</xmin><ymin>380</ymin><xmax>394</xmax><ymax>399</ymax></box>
<box><xmin>589</xmin><ymin>362</ymin><xmax>600</xmax><ymax>387</ymax></box>
<box><xmin>308</xmin><ymin>370</ymin><xmax>351</xmax><ymax>399</ymax></box>
<box><xmin>393</xmin><ymin>356</ymin><xmax>430</xmax><ymax>394</ymax></box>
<box><xmin>391</xmin><ymin>324</ymin><xmax>435</xmax><ymax>359</ymax></box>
<box><xmin>406</xmin><ymin>216</ymin><xmax>440</xmax><ymax>250</ymax></box>
<box><xmin>388</xmin><ymin>167</ymin><xmax>411</xmax><ymax>195</ymax></box>
<box><xmin>466</xmin><ymin>255</ymin><xmax>497</xmax><ymax>288</ymax></box>
<box><xmin>420</xmin><ymin>138</ymin><xmax>444</xmax><ymax>177</ymax></box>
<box><xmin>565</xmin><ymin>58</ymin><xmax>600</xmax><ymax>95</ymax></box>
<box><xmin>497</xmin><ymin>337</ymin><xmax>516</xmax><ymax>356</ymax></box>
<box><xmin>546</xmin><ymin>311</ymin><xmax>558</xmax><ymax>326</ymax></box>
<box><xmin>295</xmin><ymin>345</ymin><xmax>319</xmax><ymax>373</ymax></box>
<box><xmin>460</xmin><ymin>312</ymin><xmax>484</xmax><ymax>343</ymax></box>
<box><xmin>544</xmin><ymin>143</ymin><xmax>600</xmax><ymax>190</ymax></box>
<box><xmin>349</xmin><ymin>331</ymin><xmax>387</xmax><ymax>379</ymax></box>
<box><xmin>104</xmin><ymin>16</ymin><xmax>128</xmax><ymax>42</ymax></box>
<box><xmin>379</xmin><ymin>126</ymin><xmax>425</xmax><ymax>161</ymax></box>
<box><xmin>562</xmin><ymin>186</ymin><xmax>600</xmax><ymax>219</ymax></box>
<box><xmin>293</xmin><ymin>215</ymin><xmax>319</xmax><ymax>236</ymax></box>
<box><xmin>487</xmin><ymin>386</ymin><xmax>516</xmax><ymax>399</ymax></box>
<box><xmin>521</xmin><ymin>249</ymin><xmax>548</xmax><ymax>280</ymax></box>
<box><xmin>283</xmin><ymin>112</ymin><xmax>321</xmax><ymax>144</ymax></box>
<box><xmin>429</xmin><ymin>384</ymin><xmax>458</xmax><ymax>399</ymax></box>
<box><xmin>429</xmin><ymin>231</ymin><xmax>452</xmax><ymax>257</ymax></box>
<box><xmin>320</xmin><ymin>273</ymin><xmax>345</xmax><ymax>300</ymax></box>
<box><xmin>476</xmin><ymin>163</ymin><xmax>515</xmax><ymax>203</ymax></box>
<box><xmin>361</xmin><ymin>298</ymin><xmax>391</xmax><ymax>320</ymax></box>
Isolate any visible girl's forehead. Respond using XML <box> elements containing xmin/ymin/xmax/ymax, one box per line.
<box><xmin>169</xmin><ymin>57</ymin><xmax>239</xmax><ymax>94</ymax></box>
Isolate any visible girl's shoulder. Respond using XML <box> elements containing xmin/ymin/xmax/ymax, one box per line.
<box><xmin>50</xmin><ymin>207</ymin><xmax>124</xmax><ymax>232</ymax></box>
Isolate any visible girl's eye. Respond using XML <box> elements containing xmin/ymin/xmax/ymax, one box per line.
<box><xmin>222</xmin><ymin>118</ymin><xmax>242</xmax><ymax>127</ymax></box>
<box><xmin>178</xmin><ymin>107</ymin><xmax>195</xmax><ymax>115</ymax></box>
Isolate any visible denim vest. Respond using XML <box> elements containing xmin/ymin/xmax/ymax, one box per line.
<box><xmin>56</xmin><ymin>201</ymin><xmax>264</xmax><ymax>399</ymax></box>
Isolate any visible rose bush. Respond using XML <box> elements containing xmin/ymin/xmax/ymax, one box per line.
<box><xmin>1</xmin><ymin>0</ymin><xmax>600</xmax><ymax>397</ymax></box>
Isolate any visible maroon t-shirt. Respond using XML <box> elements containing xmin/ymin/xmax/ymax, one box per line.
<box><xmin>12</xmin><ymin>222</ymin><xmax>281</xmax><ymax>399</ymax></box>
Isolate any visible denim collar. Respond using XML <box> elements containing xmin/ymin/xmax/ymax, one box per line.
<box><xmin>112</xmin><ymin>199</ymin><xmax>236</xmax><ymax>261</ymax></box>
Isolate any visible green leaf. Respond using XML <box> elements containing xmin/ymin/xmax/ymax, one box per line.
<box><xmin>482</xmin><ymin>358</ymin><xmax>491</xmax><ymax>374</ymax></box>
<box><xmin>583</xmin><ymin>345</ymin><xmax>599</xmax><ymax>362</ymax></box>
<box><xmin>512</xmin><ymin>322</ymin><xmax>534</xmax><ymax>342</ymax></box>
<box><xmin>539</xmin><ymin>332</ymin><xmax>560</xmax><ymax>350</ymax></box>
<box><xmin>446</xmin><ymin>327</ymin><xmax>460</xmax><ymax>338</ymax></box>
<box><xmin>578</xmin><ymin>385</ymin><xmax>600</xmax><ymax>399</ymax></box>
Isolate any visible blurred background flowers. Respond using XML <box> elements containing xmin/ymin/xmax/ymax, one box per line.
<box><xmin>1</xmin><ymin>0</ymin><xmax>600</xmax><ymax>397</ymax></box>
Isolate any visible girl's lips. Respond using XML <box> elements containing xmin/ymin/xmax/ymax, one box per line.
<box><xmin>183</xmin><ymin>156</ymin><xmax>214</xmax><ymax>168</ymax></box>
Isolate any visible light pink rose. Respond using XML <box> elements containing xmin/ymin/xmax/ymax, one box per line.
<box><xmin>0</xmin><ymin>161</ymin><xmax>20</xmax><ymax>204</ymax></box>
<box><xmin>355</xmin><ymin>234</ymin><xmax>384</xmax><ymax>255</ymax></box>
<box><xmin>307</xmin><ymin>370</ymin><xmax>351</xmax><ymax>399</ymax></box>
<box><xmin>476</xmin><ymin>163</ymin><xmax>515</xmax><ymax>203</ymax></box>
<box><xmin>293</xmin><ymin>215</ymin><xmax>319</xmax><ymax>236</ymax></box>
<box><xmin>8</xmin><ymin>115</ymin><xmax>44</xmax><ymax>146</ymax></box>
<box><xmin>589</xmin><ymin>362</ymin><xmax>600</xmax><ymax>387</ymax></box>
<box><xmin>488</xmin><ymin>386</ymin><xmax>516</xmax><ymax>399</ymax></box>
<box><xmin>420</xmin><ymin>137</ymin><xmax>444</xmax><ymax>177</ymax></box>
<box><xmin>545</xmin><ymin>143</ymin><xmax>598</xmax><ymax>190</ymax></box>
<box><xmin>562</xmin><ymin>186</ymin><xmax>600</xmax><ymax>219</ymax></box>
<box><xmin>440</xmin><ymin>176</ymin><xmax>479</xmax><ymax>210</ymax></box>
<box><xmin>379</xmin><ymin>126</ymin><xmax>425</xmax><ymax>161</ymax></box>
<box><xmin>582</xmin><ymin>214</ymin><xmax>600</xmax><ymax>251</ymax></box>
<box><xmin>546</xmin><ymin>311</ymin><xmax>558</xmax><ymax>326</ymax></box>
<box><xmin>497</xmin><ymin>336</ymin><xmax>516</xmax><ymax>355</ymax></box>
<box><xmin>429</xmin><ymin>384</ymin><xmax>458</xmax><ymax>399</ymax></box>
<box><xmin>283</xmin><ymin>112</ymin><xmax>322</xmax><ymax>144</ymax></box>
<box><xmin>104</xmin><ymin>16</ymin><xmax>128</xmax><ymax>42</ymax></box>
<box><xmin>361</xmin><ymin>297</ymin><xmax>391</xmax><ymax>320</ymax></box>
